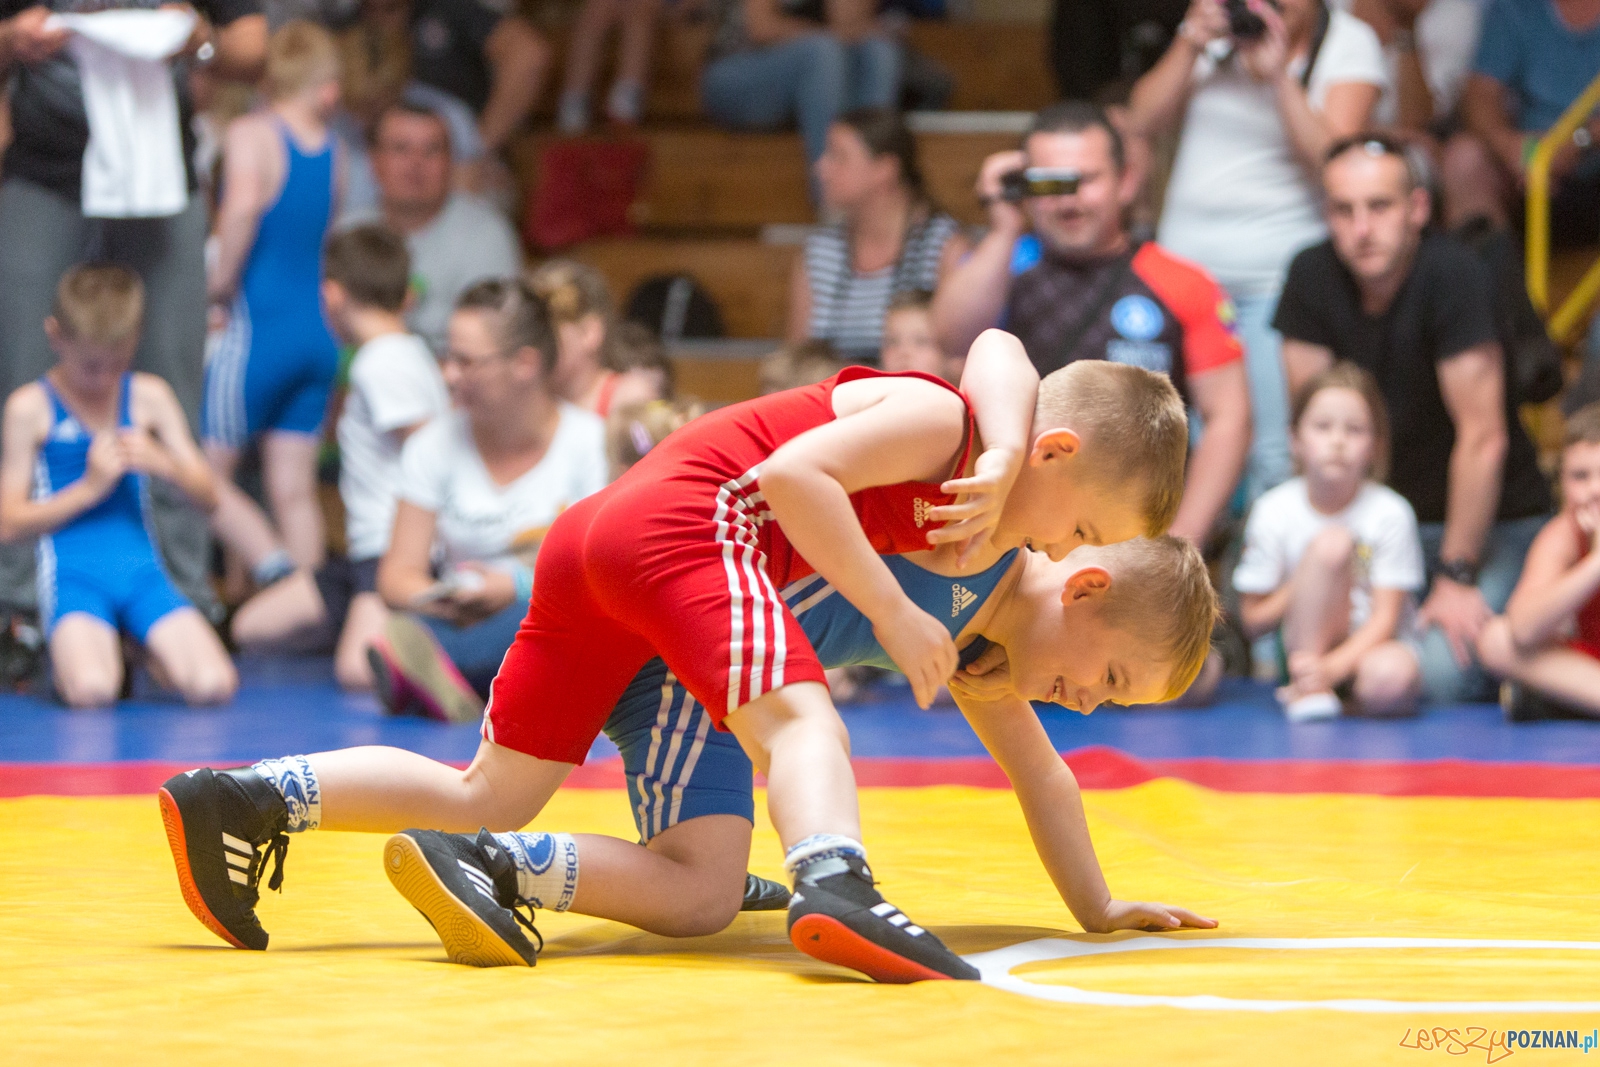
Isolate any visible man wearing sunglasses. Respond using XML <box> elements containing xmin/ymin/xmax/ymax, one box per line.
<box><xmin>1276</xmin><ymin>135</ymin><xmax>1551</xmax><ymax>705</ymax></box>
<box><xmin>932</xmin><ymin>100</ymin><xmax>1251</xmax><ymax>551</ymax></box>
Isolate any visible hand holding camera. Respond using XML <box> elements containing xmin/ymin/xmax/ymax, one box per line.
<box><xmin>974</xmin><ymin>149</ymin><xmax>1030</xmax><ymax>236</ymax></box>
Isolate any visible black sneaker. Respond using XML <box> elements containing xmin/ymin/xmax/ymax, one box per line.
<box><xmin>1501</xmin><ymin>681</ymin><xmax>1595</xmax><ymax>722</ymax></box>
<box><xmin>740</xmin><ymin>872</ymin><xmax>791</xmax><ymax>911</ymax></box>
<box><xmin>786</xmin><ymin>855</ymin><xmax>977</xmax><ymax>982</ymax></box>
<box><xmin>157</xmin><ymin>767</ymin><xmax>290</xmax><ymax>951</ymax></box>
<box><xmin>384</xmin><ymin>828</ymin><xmax>542</xmax><ymax>967</ymax></box>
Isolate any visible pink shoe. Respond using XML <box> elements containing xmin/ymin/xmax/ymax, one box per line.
<box><xmin>366</xmin><ymin>636</ymin><xmax>417</xmax><ymax>717</ymax></box>
<box><xmin>379</xmin><ymin>615</ymin><xmax>485</xmax><ymax>725</ymax></box>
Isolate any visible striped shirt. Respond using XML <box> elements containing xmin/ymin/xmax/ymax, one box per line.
<box><xmin>804</xmin><ymin>213</ymin><xmax>960</xmax><ymax>363</ymax></box>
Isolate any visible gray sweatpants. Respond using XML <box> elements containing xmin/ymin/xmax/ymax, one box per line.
<box><xmin>0</xmin><ymin>177</ymin><xmax>217</xmax><ymax>620</ymax></box>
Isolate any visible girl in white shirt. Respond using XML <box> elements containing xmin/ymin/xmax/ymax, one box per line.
<box><xmin>372</xmin><ymin>279</ymin><xmax>609</xmax><ymax>723</ymax></box>
<box><xmin>1129</xmin><ymin>0</ymin><xmax>1387</xmax><ymax>503</ymax></box>
<box><xmin>1233</xmin><ymin>362</ymin><xmax>1425</xmax><ymax>720</ymax></box>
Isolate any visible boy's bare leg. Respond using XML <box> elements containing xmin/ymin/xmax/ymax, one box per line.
<box><xmin>1282</xmin><ymin>527</ymin><xmax>1356</xmax><ymax>658</ymax></box>
<box><xmin>261</xmin><ymin>431</ymin><xmax>324</xmax><ymax>570</ymax></box>
<box><xmin>565</xmin><ymin>815</ymin><xmax>752</xmax><ymax>936</ymax></box>
<box><xmin>230</xmin><ymin>570</ymin><xmax>325</xmax><ymax>648</ymax></box>
<box><xmin>333</xmin><ymin>591</ymin><xmax>387</xmax><ymax>691</ymax></box>
<box><xmin>49</xmin><ymin>614</ymin><xmax>124</xmax><ymax>708</ymax></box>
<box><xmin>725</xmin><ymin>681</ymin><xmax>860</xmax><ymax>846</ymax></box>
<box><xmin>1479</xmin><ymin>617</ymin><xmax>1600</xmax><ymax>715</ymax></box>
<box><xmin>1350</xmin><ymin>641</ymin><xmax>1421</xmax><ymax>716</ymax></box>
<box><xmin>145</xmin><ymin>608</ymin><xmax>238</xmax><ymax>705</ymax></box>
<box><xmin>204</xmin><ymin>442</ymin><xmax>284</xmax><ymax>571</ymax></box>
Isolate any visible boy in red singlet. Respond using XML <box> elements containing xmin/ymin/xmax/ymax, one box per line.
<box><xmin>1478</xmin><ymin>403</ymin><xmax>1600</xmax><ymax>720</ymax></box>
<box><xmin>158</xmin><ymin>289</ymin><xmax>1190</xmax><ymax>983</ymax></box>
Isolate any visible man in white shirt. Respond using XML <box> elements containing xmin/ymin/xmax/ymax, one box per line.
<box><xmin>345</xmin><ymin>101</ymin><xmax>521</xmax><ymax>354</ymax></box>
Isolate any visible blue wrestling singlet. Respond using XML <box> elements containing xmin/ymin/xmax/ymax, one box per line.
<box><xmin>34</xmin><ymin>375</ymin><xmax>190</xmax><ymax>640</ymax></box>
<box><xmin>202</xmin><ymin>120</ymin><xmax>340</xmax><ymax>447</ymax></box>
<box><xmin>605</xmin><ymin>549</ymin><xmax>1020</xmax><ymax>841</ymax></box>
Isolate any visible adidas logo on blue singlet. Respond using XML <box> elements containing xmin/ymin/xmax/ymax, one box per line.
<box><xmin>951</xmin><ymin>584</ymin><xmax>977</xmax><ymax>617</ymax></box>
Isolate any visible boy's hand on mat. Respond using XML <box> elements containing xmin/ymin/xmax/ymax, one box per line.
<box><xmin>928</xmin><ymin>446</ymin><xmax>1023</xmax><ymax>566</ymax></box>
<box><xmin>948</xmin><ymin>641</ymin><xmax>1016</xmax><ymax>702</ymax></box>
<box><xmin>875</xmin><ymin>603</ymin><xmax>958</xmax><ymax>708</ymax></box>
<box><xmin>83</xmin><ymin>432</ymin><xmax>129</xmax><ymax>496</ymax></box>
<box><xmin>1099</xmin><ymin>899</ymin><xmax>1218</xmax><ymax>933</ymax></box>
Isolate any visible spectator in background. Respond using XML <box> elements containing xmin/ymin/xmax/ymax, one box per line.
<box><xmin>557</xmin><ymin>0</ymin><xmax>663</xmax><ymax>131</ymax></box>
<box><xmin>786</xmin><ymin>108</ymin><xmax>966</xmax><ymax>364</ymax></box>
<box><xmin>0</xmin><ymin>0</ymin><xmax>266</xmax><ymax>619</ymax></box>
<box><xmin>1277</xmin><ymin>135</ymin><xmax>1550</xmax><ymax>703</ymax></box>
<box><xmin>933</xmin><ymin>102</ymin><xmax>1251</xmax><ymax>546</ymax></box>
<box><xmin>1128</xmin><ymin>0</ymin><xmax>1386</xmax><ymax>502</ymax></box>
<box><xmin>358</xmin><ymin>0</ymin><xmax>549</xmax><ymax>159</ymax></box>
<box><xmin>0</xmin><ymin>266</ymin><xmax>235</xmax><ymax>708</ymax></box>
<box><xmin>1338</xmin><ymin>0</ymin><xmax>1480</xmax><ymax>133</ymax></box>
<box><xmin>346</xmin><ymin>102</ymin><xmax>521</xmax><ymax>353</ymax></box>
<box><xmin>1439</xmin><ymin>0</ymin><xmax>1600</xmax><ymax>238</ymax></box>
<box><xmin>699</xmin><ymin>0</ymin><xmax>901</xmax><ymax>175</ymax></box>
<box><xmin>230</xmin><ymin>224</ymin><xmax>447</xmax><ymax>690</ymax></box>
<box><xmin>1478</xmin><ymin>403</ymin><xmax>1600</xmax><ymax>721</ymax></box>
<box><xmin>1235</xmin><ymin>363</ymin><xmax>1424</xmax><ymax>722</ymax></box>
<box><xmin>605</xmin><ymin>395</ymin><xmax>705</xmax><ymax>479</ymax></box>
<box><xmin>203</xmin><ymin>21</ymin><xmax>343</xmax><ymax>590</ymax></box>
<box><xmin>879</xmin><ymin>289</ymin><xmax>951</xmax><ymax>379</ymax></box>
<box><xmin>371</xmin><ymin>279</ymin><xmax>608</xmax><ymax>723</ymax></box>
<box><xmin>525</xmin><ymin>260</ymin><xmax>671</xmax><ymax>417</ymax></box>
<box><xmin>759</xmin><ymin>337</ymin><xmax>847</xmax><ymax>394</ymax></box>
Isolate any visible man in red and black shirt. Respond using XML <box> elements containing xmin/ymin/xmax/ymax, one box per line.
<box><xmin>934</xmin><ymin>101</ymin><xmax>1251</xmax><ymax>545</ymax></box>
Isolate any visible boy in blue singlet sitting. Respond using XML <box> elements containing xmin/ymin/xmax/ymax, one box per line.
<box><xmin>0</xmin><ymin>266</ymin><xmax>236</xmax><ymax>709</ymax></box>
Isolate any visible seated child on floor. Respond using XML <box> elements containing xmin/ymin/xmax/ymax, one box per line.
<box><xmin>1477</xmin><ymin>403</ymin><xmax>1600</xmax><ymax>720</ymax></box>
<box><xmin>230</xmin><ymin>225</ymin><xmax>449</xmax><ymax>690</ymax></box>
<box><xmin>0</xmin><ymin>266</ymin><xmax>236</xmax><ymax>708</ymax></box>
<box><xmin>880</xmin><ymin>290</ymin><xmax>954</xmax><ymax>381</ymax></box>
<box><xmin>1233</xmin><ymin>363</ymin><xmax>1425</xmax><ymax>721</ymax></box>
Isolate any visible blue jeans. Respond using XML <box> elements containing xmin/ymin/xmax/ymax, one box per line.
<box><xmin>701</xmin><ymin>33</ymin><xmax>901</xmax><ymax>171</ymax></box>
<box><xmin>1416</xmin><ymin>514</ymin><xmax>1546</xmax><ymax>703</ymax></box>
<box><xmin>1228</xmin><ymin>285</ymin><xmax>1293</xmax><ymax>505</ymax></box>
<box><xmin>420</xmin><ymin>600</ymin><xmax>526</xmax><ymax>699</ymax></box>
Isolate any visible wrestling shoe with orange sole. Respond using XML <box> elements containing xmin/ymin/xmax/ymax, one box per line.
<box><xmin>787</xmin><ymin>855</ymin><xmax>978</xmax><ymax>982</ymax></box>
<box><xmin>157</xmin><ymin>767</ymin><xmax>290</xmax><ymax>950</ymax></box>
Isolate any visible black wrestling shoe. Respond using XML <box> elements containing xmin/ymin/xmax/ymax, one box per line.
<box><xmin>384</xmin><ymin>828</ymin><xmax>542</xmax><ymax>967</ymax></box>
<box><xmin>1501</xmin><ymin>681</ymin><xmax>1595</xmax><ymax>722</ymax></box>
<box><xmin>157</xmin><ymin>767</ymin><xmax>290</xmax><ymax>951</ymax></box>
<box><xmin>786</xmin><ymin>855</ymin><xmax>978</xmax><ymax>983</ymax></box>
<box><xmin>740</xmin><ymin>872</ymin><xmax>792</xmax><ymax>911</ymax></box>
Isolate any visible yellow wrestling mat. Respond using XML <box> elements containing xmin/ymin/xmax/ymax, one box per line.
<box><xmin>3</xmin><ymin>780</ymin><xmax>1599</xmax><ymax>1065</ymax></box>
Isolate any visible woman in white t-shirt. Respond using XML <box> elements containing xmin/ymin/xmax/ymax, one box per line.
<box><xmin>371</xmin><ymin>279</ymin><xmax>610</xmax><ymax>723</ymax></box>
<box><xmin>1129</xmin><ymin>0</ymin><xmax>1387</xmax><ymax>503</ymax></box>
<box><xmin>1233</xmin><ymin>363</ymin><xmax>1424</xmax><ymax>720</ymax></box>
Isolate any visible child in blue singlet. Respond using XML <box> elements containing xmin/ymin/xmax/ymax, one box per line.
<box><xmin>203</xmin><ymin>21</ymin><xmax>344</xmax><ymax>592</ymax></box>
<box><xmin>0</xmin><ymin>266</ymin><xmax>236</xmax><ymax>709</ymax></box>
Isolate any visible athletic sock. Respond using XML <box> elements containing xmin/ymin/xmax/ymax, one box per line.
<box><xmin>249</xmin><ymin>756</ymin><xmax>321</xmax><ymax>833</ymax></box>
<box><xmin>783</xmin><ymin>834</ymin><xmax>868</xmax><ymax>885</ymax></box>
<box><xmin>491</xmin><ymin>831</ymin><xmax>579</xmax><ymax>911</ymax></box>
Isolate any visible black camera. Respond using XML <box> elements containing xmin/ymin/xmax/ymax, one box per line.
<box><xmin>1224</xmin><ymin>0</ymin><xmax>1275</xmax><ymax>41</ymax></box>
<box><xmin>1000</xmin><ymin>167</ymin><xmax>1083</xmax><ymax>201</ymax></box>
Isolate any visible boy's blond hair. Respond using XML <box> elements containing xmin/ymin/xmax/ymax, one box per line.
<box><xmin>1564</xmin><ymin>402</ymin><xmax>1600</xmax><ymax>450</ymax></box>
<box><xmin>264</xmin><ymin>21</ymin><xmax>340</xmax><ymax>101</ymax></box>
<box><xmin>53</xmin><ymin>264</ymin><xmax>144</xmax><ymax>346</ymax></box>
<box><xmin>1091</xmin><ymin>534</ymin><xmax>1218</xmax><ymax>702</ymax></box>
<box><xmin>1036</xmin><ymin>361</ymin><xmax>1188</xmax><ymax>537</ymax></box>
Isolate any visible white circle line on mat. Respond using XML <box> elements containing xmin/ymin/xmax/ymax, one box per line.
<box><xmin>963</xmin><ymin>936</ymin><xmax>1600</xmax><ymax>1014</ymax></box>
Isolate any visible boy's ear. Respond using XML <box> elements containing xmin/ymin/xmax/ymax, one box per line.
<box><xmin>42</xmin><ymin>317</ymin><xmax>65</xmax><ymax>353</ymax></box>
<box><xmin>1060</xmin><ymin>565</ymin><xmax>1113</xmax><ymax>605</ymax></box>
<box><xmin>1030</xmin><ymin>428</ymin><xmax>1081</xmax><ymax>465</ymax></box>
<box><xmin>321</xmin><ymin>279</ymin><xmax>346</xmax><ymax>313</ymax></box>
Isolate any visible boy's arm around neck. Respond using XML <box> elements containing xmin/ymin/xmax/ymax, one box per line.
<box><xmin>0</xmin><ymin>385</ymin><xmax>112</xmax><ymax>542</ymax></box>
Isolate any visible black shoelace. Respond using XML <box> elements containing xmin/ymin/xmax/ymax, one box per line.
<box><xmin>250</xmin><ymin>831</ymin><xmax>290</xmax><ymax>893</ymax></box>
<box><xmin>508</xmin><ymin>899</ymin><xmax>545</xmax><ymax>955</ymax></box>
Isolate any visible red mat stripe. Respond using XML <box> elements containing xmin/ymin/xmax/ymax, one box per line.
<box><xmin>5</xmin><ymin>746</ymin><xmax>1600</xmax><ymax>798</ymax></box>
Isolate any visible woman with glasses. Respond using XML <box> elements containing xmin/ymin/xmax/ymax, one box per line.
<box><xmin>370</xmin><ymin>279</ymin><xmax>609</xmax><ymax>724</ymax></box>
<box><xmin>1128</xmin><ymin>0</ymin><xmax>1387</xmax><ymax>503</ymax></box>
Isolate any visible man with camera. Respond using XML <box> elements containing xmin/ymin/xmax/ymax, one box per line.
<box><xmin>932</xmin><ymin>100</ymin><xmax>1251</xmax><ymax>545</ymax></box>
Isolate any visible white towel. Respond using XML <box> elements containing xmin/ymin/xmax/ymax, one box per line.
<box><xmin>48</xmin><ymin>9</ymin><xmax>196</xmax><ymax>219</ymax></box>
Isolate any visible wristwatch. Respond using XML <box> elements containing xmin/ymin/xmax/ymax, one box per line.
<box><xmin>1437</xmin><ymin>558</ymin><xmax>1479</xmax><ymax>586</ymax></box>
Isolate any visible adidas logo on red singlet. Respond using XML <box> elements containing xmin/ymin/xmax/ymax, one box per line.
<box><xmin>913</xmin><ymin>498</ymin><xmax>933</xmax><ymax>528</ymax></box>
<box><xmin>951</xmin><ymin>584</ymin><xmax>977</xmax><ymax>617</ymax></box>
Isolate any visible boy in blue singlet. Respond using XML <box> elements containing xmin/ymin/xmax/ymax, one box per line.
<box><xmin>0</xmin><ymin>266</ymin><xmax>236</xmax><ymax>709</ymax></box>
<box><xmin>203</xmin><ymin>21</ymin><xmax>344</xmax><ymax>591</ymax></box>
<box><xmin>339</xmin><ymin>533</ymin><xmax>1221</xmax><ymax>965</ymax></box>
